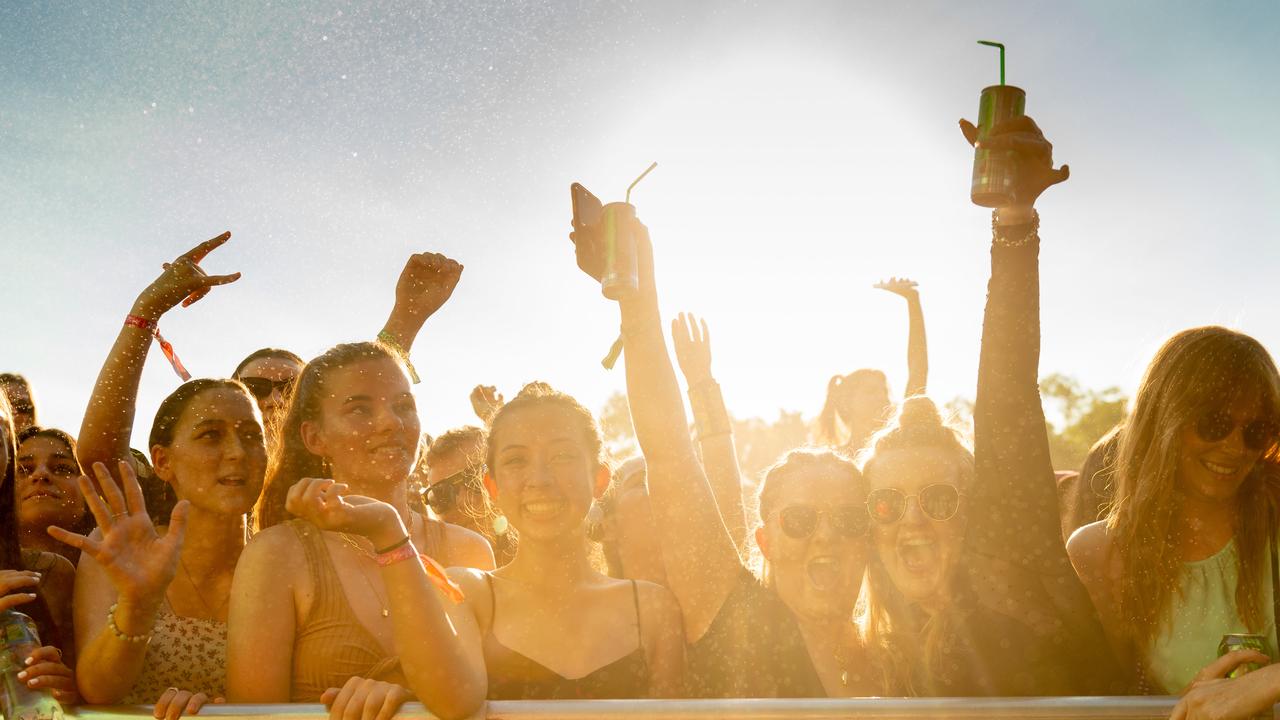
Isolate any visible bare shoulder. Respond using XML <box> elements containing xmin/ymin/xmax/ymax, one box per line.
<box><xmin>446</xmin><ymin>567</ymin><xmax>492</xmax><ymax>623</ymax></box>
<box><xmin>238</xmin><ymin>524</ymin><xmax>306</xmax><ymax>577</ymax></box>
<box><xmin>633</xmin><ymin>581</ymin><xmax>683</xmax><ymax>631</ymax></box>
<box><xmin>442</xmin><ymin>523</ymin><xmax>496</xmax><ymax>571</ymax></box>
<box><xmin>1066</xmin><ymin>520</ymin><xmax>1113</xmax><ymax>580</ymax></box>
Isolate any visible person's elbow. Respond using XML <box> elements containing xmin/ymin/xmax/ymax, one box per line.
<box><xmin>424</xmin><ymin>675</ymin><xmax>486</xmax><ymax>720</ymax></box>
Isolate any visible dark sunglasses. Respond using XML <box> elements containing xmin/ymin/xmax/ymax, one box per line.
<box><xmin>240</xmin><ymin>376</ymin><xmax>296</xmax><ymax>400</ymax></box>
<box><xmin>1195</xmin><ymin>411</ymin><xmax>1278</xmax><ymax>452</ymax></box>
<box><xmin>777</xmin><ymin>504</ymin><xmax>869</xmax><ymax>540</ymax></box>
<box><xmin>866</xmin><ymin>484</ymin><xmax>962</xmax><ymax>524</ymax></box>
<box><xmin>421</xmin><ymin>469</ymin><xmax>484</xmax><ymax>514</ymax></box>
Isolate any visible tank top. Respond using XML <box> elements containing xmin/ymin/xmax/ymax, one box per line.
<box><xmin>287</xmin><ymin>520</ymin><xmax>404</xmax><ymax>701</ymax></box>
<box><xmin>482</xmin><ymin>574</ymin><xmax>650</xmax><ymax>699</ymax></box>
<box><xmin>1145</xmin><ymin>538</ymin><xmax>1276</xmax><ymax>693</ymax></box>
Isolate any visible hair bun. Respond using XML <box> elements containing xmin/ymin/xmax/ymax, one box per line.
<box><xmin>897</xmin><ymin>395</ymin><xmax>944</xmax><ymax>431</ymax></box>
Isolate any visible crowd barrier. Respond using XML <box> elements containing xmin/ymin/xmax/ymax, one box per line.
<box><xmin>65</xmin><ymin>697</ymin><xmax>1249</xmax><ymax>720</ymax></box>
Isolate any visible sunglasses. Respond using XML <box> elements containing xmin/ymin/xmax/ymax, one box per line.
<box><xmin>1195</xmin><ymin>411</ymin><xmax>1278</xmax><ymax>452</ymax></box>
<box><xmin>777</xmin><ymin>504</ymin><xmax>870</xmax><ymax>540</ymax></box>
<box><xmin>422</xmin><ymin>469</ymin><xmax>484</xmax><ymax>515</ymax></box>
<box><xmin>240</xmin><ymin>376</ymin><xmax>296</xmax><ymax>401</ymax></box>
<box><xmin>866</xmin><ymin>484</ymin><xmax>962</xmax><ymax>524</ymax></box>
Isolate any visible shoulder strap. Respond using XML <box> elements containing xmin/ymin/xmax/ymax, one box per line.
<box><xmin>630</xmin><ymin>580</ymin><xmax>643</xmax><ymax>645</ymax></box>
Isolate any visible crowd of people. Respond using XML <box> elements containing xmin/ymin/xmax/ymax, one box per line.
<box><xmin>1</xmin><ymin>112</ymin><xmax>1278</xmax><ymax>720</ymax></box>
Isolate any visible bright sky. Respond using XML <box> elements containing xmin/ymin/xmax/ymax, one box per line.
<box><xmin>4</xmin><ymin>1</ymin><xmax>1279</xmax><ymax>449</ymax></box>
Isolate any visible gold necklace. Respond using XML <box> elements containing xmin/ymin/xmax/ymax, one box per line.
<box><xmin>178</xmin><ymin>555</ymin><xmax>229</xmax><ymax>619</ymax></box>
<box><xmin>338</xmin><ymin>534</ymin><xmax>390</xmax><ymax>618</ymax></box>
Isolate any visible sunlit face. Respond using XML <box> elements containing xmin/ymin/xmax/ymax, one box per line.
<box><xmin>759</xmin><ymin>465</ymin><xmax>869</xmax><ymax>622</ymax></box>
<box><xmin>238</xmin><ymin>356</ymin><xmax>305</xmax><ymax>432</ymax></box>
<box><xmin>153</xmin><ymin>388</ymin><xmax>267</xmax><ymax>517</ymax></box>
<box><xmin>304</xmin><ymin>357</ymin><xmax>421</xmax><ymax>488</ymax></box>
<box><xmin>609</xmin><ymin>473</ymin><xmax>668</xmax><ymax>586</ymax></box>
<box><xmin>866</xmin><ymin>447</ymin><xmax>966</xmax><ymax>609</ymax></box>
<box><xmin>1176</xmin><ymin>393</ymin><xmax>1269</xmax><ymax>504</ymax></box>
<box><xmin>490</xmin><ymin>404</ymin><xmax>599</xmax><ymax>542</ymax></box>
<box><xmin>424</xmin><ymin>438</ymin><xmax>486</xmax><ymax>529</ymax></box>
<box><xmin>15</xmin><ymin>435</ymin><xmax>87</xmax><ymax>534</ymax></box>
<box><xmin>2</xmin><ymin>383</ymin><xmax>35</xmax><ymax>436</ymax></box>
<box><xmin>0</xmin><ymin>405</ymin><xmax>11</xmax><ymax>485</ymax></box>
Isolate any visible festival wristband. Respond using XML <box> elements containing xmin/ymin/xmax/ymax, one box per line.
<box><xmin>375</xmin><ymin>542</ymin><xmax>467</xmax><ymax>605</ymax></box>
<box><xmin>125</xmin><ymin>315</ymin><xmax>191</xmax><ymax>381</ymax></box>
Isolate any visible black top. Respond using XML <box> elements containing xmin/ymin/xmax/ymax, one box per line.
<box><xmin>685</xmin><ymin>570</ymin><xmax>825</xmax><ymax>698</ymax></box>
<box><xmin>922</xmin><ymin>234</ymin><xmax>1123</xmax><ymax>695</ymax></box>
<box><xmin>482</xmin><ymin>574</ymin><xmax>650</xmax><ymax>699</ymax></box>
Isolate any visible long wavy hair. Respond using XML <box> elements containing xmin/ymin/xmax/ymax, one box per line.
<box><xmin>1105</xmin><ymin>326</ymin><xmax>1280</xmax><ymax>651</ymax></box>
<box><xmin>256</xmin><ymin>342</ymin><xmax>414</xmax><ymax>531</ymax></box>
<box><xmin>857</xmin><ymin>395</ymin><xmax>975</xmax><ymax>695</ymax></box>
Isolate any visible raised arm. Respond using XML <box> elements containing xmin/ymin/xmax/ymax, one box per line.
<box><xmin>570</xmin><ymin>220</ymin><xmax>742</xmax><ymax>643</ymax></box>
<box><xmin>963</xmin><ymin>116</ymin><xmax>1068</xmax><ymax>571</ymax></box>
<box><xmin>377</xmin><ymin>252</ymin><xmax>463</xmax><ymax>359</ymax></box>
<box><xmin>671</xmin><ymin>312</ymin><xmax>747</xmax><ymax>555</ymax></box>
<box><xmin>874</xmin><ymin>277</ymin><xmax>928</xmax><ymax>397</ymax></box>
<box><xmin>77</xmin><ymin>233</ymin><xmax>240</xmax><ymax>472</ymax></box>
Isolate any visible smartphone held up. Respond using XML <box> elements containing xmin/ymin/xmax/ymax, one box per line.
<box><xmin>570</xmin><ymin>162</ymin><xmax>657</xmax><ymax>301</ymax></box>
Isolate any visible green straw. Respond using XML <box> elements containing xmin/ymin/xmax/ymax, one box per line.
<box><xmin>626</xmin><ymin>162</ymin><xmax>658</xmax><ymax>204</ymax></box>
<box><xmin>978</xmin><ymin>41</ymin><xmax>1005</xmax><ymax>85</ymax></box>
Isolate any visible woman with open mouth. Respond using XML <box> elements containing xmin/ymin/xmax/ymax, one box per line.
<box><xmin>1068</xmin><ymin>326</ymin><xmax>1280</xmax><ymax>694</ymax></box>
<box><xmin>570</xmin><ymin>199</ymin><xmax>877</xmax><ymax>697</ymax></box>
<box><xmin>856</xmin><ymin>113</ymin><xmax>1119</xmax><ymax>695</ymax></box>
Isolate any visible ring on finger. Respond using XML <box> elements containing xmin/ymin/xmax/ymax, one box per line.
<box><xmin>111</xmin><ymin>512</ymin><xmax>129</xmax><ymax>521</ymax></box>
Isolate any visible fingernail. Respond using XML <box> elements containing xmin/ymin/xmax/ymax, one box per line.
<box><xmin>18</xmin><ymin>671</ymin><xmax>27</xmax><ymax>679</ymax></box>
<box><xmin>24</xmin><ymin>656</ymin><xmax>33</xmax><ymax>665</ymax></box>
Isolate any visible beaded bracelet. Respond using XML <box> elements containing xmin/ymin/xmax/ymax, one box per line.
<box><xmin>376</xmin><ymin>331</ymin><xmax>420</xmax><ymax>384</ymax></box>
<box><xmin>106</xmin><ymin>603</ymin><xmax>152</xmax><ymax>644</ymax></box>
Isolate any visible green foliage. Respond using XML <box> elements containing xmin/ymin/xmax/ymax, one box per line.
<box><xmin>1039</xmin><ymin>373</ymin><xmax>1128</xmax><ymax>472</ymax></box>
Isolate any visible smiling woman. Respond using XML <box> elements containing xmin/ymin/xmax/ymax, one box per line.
<box><xmin>1068</xmin><ymin>326</ymin><xmax>1280</xmax><ymax>694</ymax></box>
<box><xmin>15</xmin><ymin>428</ymin><xmax>90</xmax><ymax>563</ymax></box>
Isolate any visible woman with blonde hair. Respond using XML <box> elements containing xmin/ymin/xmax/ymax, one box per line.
<box><xmin>1069</xmin><ymin>326</ymin><xmax>1280</xmax><ymax>693</ymax></box>
<box><xmin>856</xmin><ymin>113</ymin><xmax>1118</xmax><ymax>695</ymax></box>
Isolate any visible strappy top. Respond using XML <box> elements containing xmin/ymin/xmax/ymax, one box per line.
<box><xmin>122</xmin><ymin>610</ymin><xmax>226</xmax><ymax>704</ymax></box>
<box><xmin>288</xmin><ymin>520</ymin><xmax>403</xmax><ymax>701</ymax></box>
<box><xmin>482</xmin><ymin>574</ymin><xmax>650</xmax><ymax>699</ymax></box>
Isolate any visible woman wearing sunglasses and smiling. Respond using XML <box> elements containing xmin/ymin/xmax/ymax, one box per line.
<box><xmin>1068</xmin><ymin>327</ymin><xmax>1280</xmax><ymax>694</ymax></box>
<box><xmin>571</xmin><ymin>201</ymin><xmax>877</xmax><ymax>697</ymax></box>
<box><xmin>855</xmin><ymin>114</ymin><xmax>1120</xmax><ymax>696</ymax></box>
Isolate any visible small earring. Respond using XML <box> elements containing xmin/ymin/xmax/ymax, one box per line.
<box><xmin>492</xmin><ymin>514</ymin><xmax>509</xmax><ymax>536</ymax></box>
<box><xmin>321</xmin><ymin>457</ymin><xmax>333</xmax><ymax>478</ymax></box>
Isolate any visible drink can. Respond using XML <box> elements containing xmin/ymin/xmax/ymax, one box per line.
<box><xmin>600</xmin><ymin>202</ymin><xmax>638</xmax><ymax>300</ymax></box>
<box><xmin>0</xmin><ymin>611</ymin><xmax>62</xmax><ymax>720</ymax></box>
<box><xmin>1218</xmin><ymin>633</ymin><xmax>1267</xmax><ymax>679</ymax></box>
<box><xmin>969</xmin><ymin>84</ymin><xmax>1026</xmax><ymax>208</ymax></box>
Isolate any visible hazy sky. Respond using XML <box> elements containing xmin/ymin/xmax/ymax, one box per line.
<box><xmin>4</xmin><ymin>1</ymin><xmax>1279</xmax><ymax>450</ymax></box>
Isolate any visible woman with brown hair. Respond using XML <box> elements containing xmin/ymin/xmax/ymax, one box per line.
<box><xmin>1069</xmin><ymin>326</ymin><xmax>1280</xmax><ymax>693</ymax></box>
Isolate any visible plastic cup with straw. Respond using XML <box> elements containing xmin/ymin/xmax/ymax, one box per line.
<box><xmin>970</xmin><ymin>41</ymin><xmax>1026</xmax><ymax>208</ymax></box>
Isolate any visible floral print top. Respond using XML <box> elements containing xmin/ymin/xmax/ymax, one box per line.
<box><xmin>122</xmin><ymin>610</ymin><xmax>226</xmax><ymax>704</ymax></box>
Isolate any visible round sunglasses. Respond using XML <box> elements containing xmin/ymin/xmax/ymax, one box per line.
<box><xmin>1195</xmin><ymin>411</ymin><xmax>1278</xmax><ymax>452</ymax></box>
<box><xmin>776</xmin><ymin>504</ymin><xmax>870</xmax><ymax>540</ymax></box>
<box><xmin>866</xmin><ymin>483</ymin><xmax>962</xmax><ymax>524</ymax></box>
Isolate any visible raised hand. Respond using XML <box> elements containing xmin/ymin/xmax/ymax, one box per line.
<box><xmin>0</xmin><ymin>569</ymin><xmax>41</xmax><ymax>613</ymax></box>
<box><xmin>392</xmin><ymin>252</ymin><xmax>464</xmax><ymax>323</ymax></box>
<box><xmin>285</xmin><ymin>478</ymin><xmax>405</xmax><ymax>549</ymax></box>
<box><xmin>47</xmin><ymin>461</ymin><xmax>189</xmax><ymax>606</ymax></box>
<box><xmin>17</xmin><ymin>645</ymin><xmax>77</xmax><ymax>705</ymax></box>
<box><xmin>152</xmin><ymin>687</ymin><xmax>224</xmax><ymax>720</ymax></box>
<box><xmin>671</xmin><ymin>313</ymin><xmax>713</xmax><ymax>387</ymax></box>
<box><xmin>959</xmin><ymin>114</ymin><xmax>1069</xmax><ymax>209</ymax></box>
<box><xmin>469</xmin><ymin>385</ymin><xmax>504</xmax><ymax>424</ymax></box>
<box><xmin>321</xmin><ymin>677</ymin><xmax>412</xmax><ymax>720</ymax></box>
<box><xmin>873</xmin><ymin>277</ymin><xmax>919</xmax><ymax>300</ymax></box>
<box><xmin>132</xmin><ymin>232</ymin><xmax>241</xmax><ymax>320</ymax></box>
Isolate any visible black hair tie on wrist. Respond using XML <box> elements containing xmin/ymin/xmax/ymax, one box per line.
<box><xmin>375</xmin><ymin>535</ymin><xmax>412</xmax><ymax>556</ymax></box>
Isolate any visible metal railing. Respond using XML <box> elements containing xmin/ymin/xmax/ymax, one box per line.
<box><xmin>64</xmin><ymin>697</ymin><xmax>1230</xmax><ymax>720</ymax></box>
